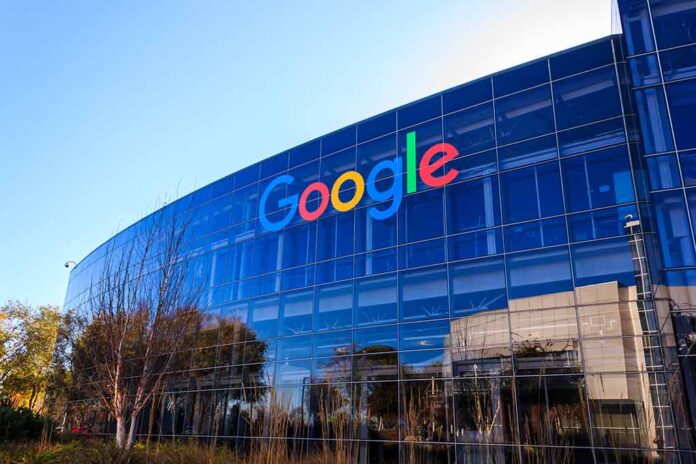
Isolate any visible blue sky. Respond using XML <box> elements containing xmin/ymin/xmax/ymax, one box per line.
<box><xmin>0</xmin><ymin>0</ymin><xmax>614</xmax><ymax>307</ymax></box>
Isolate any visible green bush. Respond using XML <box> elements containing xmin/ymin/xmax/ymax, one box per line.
<box><xmin>0</xmin><ymin>406</ymin><xmax>45</xmax><ymax>441</ymax></box>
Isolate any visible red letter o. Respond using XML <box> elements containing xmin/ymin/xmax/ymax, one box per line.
<box><xmin>299</xmin><ymin>182</ymin><xmax>330</xmax><ymax>221</ymax></box>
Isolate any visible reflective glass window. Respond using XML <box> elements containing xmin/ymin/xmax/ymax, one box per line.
<box><xmin>398</xmin><ymin>95</ymin><xmax>441</xmax><ymax>129</ymax></box>
<box><xmin>354</xmin><ymin>247</ymin><xmax>398</xmax><ymax>277</ymax></box>
<box><xmin>493</xmin><ymin>60</ymin><xmax>548</xmax><ymax>97</ymax></box>
<box><xmin>315</xmin><ymin>257</ymin><xmax>353</xmax><ymax>284</ymax></box>
<box><xmin>398</xmin><ymin>189</ymin><xmax>444</xmax><ymax>244</ymax></box>
<box><xmin>357</xmin><ymin>134</ymin><xmax>397</xmax><ymax>179</ymax></box>
<box><xmin>571</xmin><ymin>237</ymin><xmax>636</xmax><ymax>287</ymax></box>
<box><xmin>260</xmin><ymin>152</ymin><xmax>288</xmax><ymax>179</ymax></box>
<box><xmin>313</xmin><ymin>330</ymin><xmax>352</xmax><ymax>358</ymax></box>
<box><xmin>650</xmin><ymin>0</ymin><xmax>696</xmax><ymax>49</ymax></box>
<box><xmin>662</xmin><ymin>44</ymin><xmax>696</xmax><ymax>82</ymax></box>
<box><xmin>653</xmin><ymin>190</ymin><xmax>696</xmax><ymax>267</ymax></box>
<box><xmin>558</xmin><ymin>117</ymin><xmax>625</xmax><ymax>157</ymax></box>
<box><xmin>635</xmin><ymin>86</ymin><xmax>675</xmax><ymax>154</ymax></box>
<box><xmin>398</xmin><ymin>238</ymin><xmax>446</xmax><ymax>269</ymax></box>
<box><xmin>355</xmin><ymin>274</ymin><xmax>398</xmax><ymax>326</ymax></box>
<box><xmin>320</xmin><ymin>147</ymin><xmax>356</xmax><ymax>188</ymax></box>
<box><xmin>354</xmin><ymin>325</ymin><xmax>398</xmax><ymax>353</ymax></box>
<box><xmin>287</xmin><ymin>160</ymin><xmax>319</xmax><ymax>198</ymax></box>
<box><xmin>279</xmin><ymin>289</ymin><xmax>313</xmax><ymax>336</ymax></box>
<box><xmin>619</xmin><ymin>0</ymin><xmax>656</xmax><ymax>55</ymax></box>
<box><xmin>322</xmin><ymin>125</ymin><xmax>355</xmax><ymax>155</ymax></box>
<box><xmin>358</xmin><ymin>111</ymin><xmax>396</xmax><ymax>143</ymax></box>
<box><xmin>248</xmin><ymin>297</ymin><xmax>279</xmax><ymax>339</ymax></box>
<box><xmin>400</xmin><ymin>350</ymin><xmax>445</xmax><ymax>379</ymax></box>
<box><xmin>209</xmin><ymin>195</ymin><xmax>234</xmax><ymax>232</ymax></box>
<box><xmin>553</xmin><ymin>66</ymin><xmax>622</xmax><ymax>130</ymax></box>
<box><xmin>443</xmin><ymin>103</ymin><xmax>495</xmax><ymax>156</ymax></box>
<box><xmin>232</xmin><ymin>184</ymin><xmax>259</xmax><ymax>224</ymax></box>
<box><xmin>647</xmin><ymin>154</ymin><xmax>682</xmax><ymax>190</ymax></box>
<box><xmin>234</xmin><ymin>164</ymin><xmax>259</xmax><ymax>188</ymax></box>
<box><xmin>449</xmin><ymin>149</ymin><xmax>497</xmax><ymax>180</ymax></box>
<box><xmin>506</xmin><ymin>247</ymin><xmax>573</xmax><ymax>299</ymax></box>
<box><xmin>501</xmin><ymin>162</ymin><xmax>563</xmax><ymax>223</ymax></box>
<box><xmin>680</xmin><ymin>150</ymin><xmax>696</xmax><ymax>186</ymax></box>
<box><xmin>211</xmin><ymin>174</ymin><xmax>234</xmax><ymax>199</ymax></box>
<box><xmin>568</xmin><ymin>204</ymin><xmax>638</xmax><ymax>241</ymax></box>
<box><xmin>289</xmin><ymin>139</ymin><xmax>320</xmax><ymax>167</ymax></box>
<box><xmin>317</xmin><ymin>211</ymin><xmax>354</xmax><ymax>260</ymax></box>
<box><xmin>629</xmin><ymin>53</ymin><xmax>661</xmax><ymax>86</ymax></box>
<box><xmin>315</xmin><ymin>283</ymin><xmax>353</xmax><ymax>331</ymax></box>
<box><xmin>667</xmin><ymin>79</ymin><xmax>696</xmax><ymax>150</ymax></box>
<box><xmin>281</xmin><ymin>264</ymin><xmax>314</xmax><ymax>291</ymax></box>
<box><xmin>355</xmin><ymin>205</ymin><xmax>397</xmax><ymax>252</ymax></box>
<box><xmin>252</xmin><ymin>233</ymin><xmax>281</xmax><ymax>275</ymax></box>
<box><xmin>231</xmin><ymin>240</ymin><xmax>254</xmax><ymax>281</ymax></box>
<box><xmin>562</xmin><ymin>146</ymin><xmax>635</xmax><ymax>212</ymax></box>
<box><xmin>448</xmin><ymin>228</ymin><xmax>503</xmax><ymax>261</ymax></box>
<box><xmin>504</xmin><ymin>217</ymin><xmax>567</xmax><ymax>252</ymax></box>
<box><xmin>275</xmin><ymin>360</ymin><xmax>310</xmax><ymax>385</ymax></box>
<box><xmin>400</xmin><ymin>266</ymin><xmax>449</xmax><ymax>321</ymax></box>
<box><xmin>282</xmin><ymin>223</ymin><xmax>316</xmax><ymax>268</ymax></box>
<box><xmin>495</xmin><ymin>85</ymin><xmax>554</xmax><ymax>145</ymax></box>
<box><xmin>446</xmin><ymin>176</ymin><xmax>500</xmax><ymax>233</ymax></box>
<box><xmin>277</xmin><ymin>335</ymin><xmax>312</xmax><ymax>360</ymax></box>
<box><xmin>550</xmin><ymin>39</ymin><xmax>614</xmax><ymax>79</ymax></box>
<box><xmin>449</xmin><ymin>256</ymin><xmax>507</xmax><ymax>316</ymax></box>
<box><xmin>399</xmin><ymin>319</ymin><xmax>449</xmax><ymax>351</ymax></box>
<box><xmin>443</xmin><ymin>78</ymin><xmax>492</xmax><ymax>114</ymax></box>
<box><xmin>498</xmin><ymin>134</ymin><xmax>557</xmax><ymax>170</ymax></box>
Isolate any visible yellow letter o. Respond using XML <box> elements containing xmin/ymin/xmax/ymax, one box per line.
<box><xmin>331</xmin><ymin>171</ymin><xmax>365</xmax><ymax>212</ymax></box>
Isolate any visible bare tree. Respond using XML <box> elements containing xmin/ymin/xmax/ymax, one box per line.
<box><xmin>71</xmin><ymin>204</ymin><xmax>205</xmax><ymax>449</ymax></box>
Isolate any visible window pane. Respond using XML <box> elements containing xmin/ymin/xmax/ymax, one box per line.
<box><xmin>315</xmin><ymin>257</ymin><xmax>353</xmax><ymax>284</ymax></box>
<box><xmin>498</xmin><ymin>134</ymin><xmax>557</xmax><ymax>170</ymax></box>
<box><xmin>504</xmin><ymin>217</ymin><xmax>567</xmax><ymax>252</ymax></box>
<box><xmin>354</xmin><ymin>247</ymin><xmax>398</xmax><ymax>277</ymax></box>
<box><xmin>249</xmin><ymin>297</ymin><xmax>279</xmax><ymax>339</ymax></box>
<box><xmin>354</xmin><ymin>274</ymin><xmax>398</xmax><ymax>327</ymax></box>
<box><xmin>680</xmin><ymin>150</ymin><xmax>696</xmax><ymax>186</ymax></box>
<box><xmin>400</xmin><ymin>319</ymin><xmax>449</xmax><ymax>351</ymax></box>
<box><xmin>354</xmin><ymin>324</ymin><xmax>398</xmax><ymax>353</ymax></box>
<box><xmin>449</xmin><ymin>256</ymin><xmax>507</xmax><ymax>316</ymax></box>
<box><xmin>501</xmin><ymin>162</ymin><xmax>563</xmax><ymax>223</ymax></box>
<box><xmin>277</xmin><ymin>335</ymin><xmax>312</xmax><ymax>360</ymax></box>
<box><xmin>449</xmin><ymin>149</ymin><xmax>497</xmax><ymax>180</ymax></box>
<box><xmin>651</xmin><ymin>0</ymin><xmax>696</xmax><ymax>49</ymax></box>
<box><xmin>653</xmin><ymin>190</ymin><xmax>696</xmax><ymax>267</ymax></box>
<box><xmin>494</xmin><ymin>60</ymin><xmax>548</xmax><ymax>97</ymax></box>
<box><xmin>398</xmin><ymin>238</ymin><xmax>446</xmax><ymax>269</ymax></box>
<box><xmin>357</xmin><ymin>134</ymin><xmax>397</xmax><ymax>179</ymax></box>
<box><xmin>313</xmin><ymin>330</ymin><xmax>352</xmax><ymax>358</ymax></box>
<box><xmin>399</xmin><ymin>189</ymin><xmax>444</xmax><ymax>244</ymax></box>
<box><xmin>661</xmin><ymin>44</ymin><xmax>696</xmax><ymax>82</ymax></box>
<box><xmin>443</xmin><ymin>78</ymin><xmax>492</xmax><ymax>114</ymax></box>
<box><xmin>628</xmin><ymin>53</ymin><xmax>661</xmax><ymax>86</ymax></box>
<box><xmin>550</xmin><ymin>39</ymin><xmax>614</xmax><ymax>79</ymax></box>
<box><xmin>447</xmin><ymin>176</ymin><xmax>500</xmax><ymax>234</ymax></box>
<box><xmin>448</xmin><ymin>228</ymin><xmax>503</xmax><ymax>261</ymax></box>
<box><xmin>398</xmin><ymin>95</ymin><xmax>441</xmax><ymax>129</ymax></box>
<box><xmin>568</xmin><ymin>204</ymin><xmax>638</xmax><ymax>242</ymax></box>
<box><xmin>553</xmin><ymin>66</ymin><xmax>622</xmax><ymax>130</ymax></box>
<box><xmin>400</xmin><ymin>266</ymin><xmax>449</xmax><ymax>321</ymax></box>
<box><xmin>495</xmin><ymin>85</ymin><xmax>554</xmax><ymax>145</ymax></box>
<box><xmin>317</xmin><ymin>211</ymin><xmax>354</xmax><ymax>260</ymax></box>
<box><xmin>322</xmin><ymin>125</ymin><xmax>355</xmax><ymax>155</ymax></box>
<box><xmin>558</xmin><ymin>117</ymin><xmax>625</xmax><ymax>157</ymax></box>
<box><xmin>289</xmin><ymin>139</ymin><xmax>320</xmax><ymax>168</ymax></box>
<box><xmin>572</xmin><ymin>237</ymin><xmax>636</xmax><ymax>287</ymax></box>
<box><xmin>667</xmin><ymin>79</ymin><xmax>696</xmax><ymax>150</ymax></box>
<box><xmin>506</xmin><ymin>247</ymin><xmax>573</xmax><ymax>299</ymax></box>
<box><xmin>443</xmin><ymin>103</ymin><xmax>495</xmax><ymax>156</ymax></box>
<box><xmin>358</xmin><ymin>111</ymin><xmax>396</xmax><ymax>143</ymax></box>
<box><xmin>635</xmin><ymin>86</ymin><xmax>675</xmax><ymax>154</ymax></box>
<box><xmin>315</xmin><ymin>283</ymin><xmax>353</xmax><ymax>331</ymax></box>
<box><xmin>355</xmin><ymin>205</ymin><xmax>397</xmax><ymax>252</ymax></box>
<box><xmin>619</xmin><ymin>0</ymin><xmax>656</xmax><ymax>55</ymax></box>
<box><xmin>646</xmin><ymin>154</ymin><xmax>682</xmax><ymax>190</ymax></box>
<box><xmin>282</xmin><ymin>223</ymin><xmax>316</xmax><ymax>268</ymax></box>
<box><xmin>279</xmin><ymin>289</ymin><xmax>313</xmax><ymax>336</ymax></box>
<box><xmin>320</xmin><ymin>147</ymin><xmax>356</xmax><ymax>187</ymax></box>
<box><xmin>562</xmin><ymin>146</ymin><xmax>635</xmax><ymax>212</ymax></box>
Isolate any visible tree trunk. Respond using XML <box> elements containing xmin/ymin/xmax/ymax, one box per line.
<box><xmin>115</xmin><ymin>414</ymin><xmax>126</xmax><ymax>449</ymax></box>
<box><xmin>126</xmin><ymin>411</ymin><xmax>139</xmax><ymax>449</ymax></box>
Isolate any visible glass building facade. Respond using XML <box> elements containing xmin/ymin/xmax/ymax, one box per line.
<box><xmin>63</xmin><ymin>1</ymin><xmax>696</xmax><ymax>461</ymax></box>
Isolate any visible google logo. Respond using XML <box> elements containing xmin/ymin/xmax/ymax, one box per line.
<box><xmin>259</xmin><ymin>131</ymin><xmax>460</xmax><ymax>232</ymax></box>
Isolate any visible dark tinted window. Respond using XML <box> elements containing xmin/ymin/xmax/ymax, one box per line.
<box><xmin>494</xmin><ymin>60</ymin><xmax>549</xmax><ymax>97</ymax></box>
<box><xmin>443</xmin><ymin>78</ymin><xmax>492</xmax><ymax>114</ymax></box>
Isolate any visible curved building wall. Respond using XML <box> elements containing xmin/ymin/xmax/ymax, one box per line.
<box><xmin>63</xmin><ymin>7</ymin><xmax>696</xmax><ymax>460</ymax></box>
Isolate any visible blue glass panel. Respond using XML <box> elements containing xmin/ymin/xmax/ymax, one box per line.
<box><xmin>399</xmin><ymin>189</ymin><xmax>444</xmax><ymax>244</ymax></box>
<box><xmin>446</xmin><ymin>176</ymin><xmax>500</xmax><ymax>233</ymax></box>
<box><xmin>399</xmin><ymin>266</ymin><xmax>449</xmax><ymax>321</ymax></box>
<box><xmin>357</xmin><ymin>134</ymin><xmax>397</xmax><ymax>179</ymax></box>
<box><xmin>662</xmin><ymin>45</ymin><xmax>696</xmax><ymax>81</ymax></box>
<box><xmin>315</xmin><ymin>283</ymin><xmax>353</xmax><ymax>331</ymax></box>
<box><xmin>354</xmin><ymin>248</ymin><xmax>398</xmax><ymax>277</ymax></box>
<box><xmin>232</xmin><ymin>184</ymin><xmax>259</xmax><ymax>224</ymax></box>
<box><xmin>506</xmin><ymin>247</ymin><xmax>573</xmax><ymax>299</ymax></box>
<box><xmin>281</xmin><ymin>265</ymin><xmax>314</xmax><ymax>291</ymax></box>
<box><xmin>211</xmin><ymin>174</ymin><xmax>235</xmax><ymax>199</ymax></box>
<box><xmin>322</xmin><ymin>125</ymin><xmax>356</xmax><ymax>155</ymax></box>
<box><xmin>400</xmin><ymin>319</ymin><xmax>449</xmax><ymax>351</ymax></box>
<box><xmin>504</xmin><ymin>217</ymin><xmax>567</xmax><ymax>252</ymax></box>
<box><xmin>501</xmin><ymin>162</ymin><xmax>563</xmax><ymax>223</ymax></box>
<box><xmin>680</xmin><ymin>151</ymin><xmax>696</xmax><ymax>186</ymax></box>
<box><xmin>652</xmin><ymin>190</ymin><xmax>696</xmax><ymax>267</ymax></box>
<box><xmin>635</xmin><ymin>86</ymin><xmax>675</xmax><ymax>154</ymax></box>
<box><xmin>572</xmin><ymin>238</ymin><xmax>636</xmax><ymax>287</ymax></box>
<box><xmin>232</xmin><ymin>240</ymin><xmax>254</xmax><ymax>281</ymax></box>
<box><xmin>398</xmin><ymin>238</ymin><xmax>446</xmax><ymax>269</ymax></box>
<box><xmin>320</xmin><ymin>147</ymin><xmax>356</xmax><ymax>187</ymax></box>
<box><xmin>629</xmin><ymin>54</ymin><xmax>661</xmax><ymax>86</ymax></box>
<box><xmin>279</xmin><ymin>289</ymin><xmax>313</xmax><ymax>336</ymax></box>
<box><xmin>235</xmin><ymin>164</ymin><xmax>259</xmax><ymax>188</ymax></box>
<box><xmin>553</xmin><ymin>66</ymin><xmax>622</xmax><ymax>130</ymax></box>
<box><xmin>558</xmin><ymin>117</ymin><xmax>625</xmax><ymax>156</ymax></box>
<box><xmin>400</xmin><ymin>350</ymin><xmax>444</xmax><ymax>379</ymax></box>
<box><xmin>449</xmin><ymin>256</ymin><xmax>507</xmax><ymax>316</ymax></box>
<box><xmin>277</xmin><ymin>335</ymin><xmax>312</xmax><ymax>360</ymax></box>
<box><xmin>498</xmin><ymin>134</ymin><xmax>557</xmax><ymax>170</ymax></box>
<box><xmin>650</xmin><ymin>0</ymin><xmax>696</xmax><ymax>49</ymax></box>
<box><xmin>667</xmin><ymin>79</ymin><xmax>696</xmax><ymax>150</ymax></box>
<box><xmin>315</xmin><ymin>257</ymin><xmax>353</xmax><ymax>284</ymax></box>
<box><xmin>665</xmin><ymin>268</ymin><xmax>696</xmax><ymax>287</ymax></box>
<box><xmin>550</xmin><ymin>39</ymin><xmax>614</xmax><ymax>79</ymax></box>
<box><xmin>354</xmin><ymin>324</ymin><xmax>398</xmax><ymax>352</ymax></box>
<box><xmin>313</xmin><ymin>330</ymin><xmax>352</xmax><ymax>358</ymax></box>
<box><xmin>287</xmin><ymin>159</ymin><xmax>320</xmax><ymax>200</ymax></box>
<box><xmin>493</xmin><ymin>60</ymin><xmax>548</xmax><ymax>97</ymax></box>
<box><xmin>209</xmin><ymin>195</ymin><xmax>234</xmax><ymax>232</ymax></box>
<box><xmin>252</xmin><ymin>233</ymin><xmax>281</xmax><ymax>275</ymax></box>
<box><xmin>496</xmin><ymin>85</ymin><xmax>554</xmax><ymax>145</ymax></box>
<box><xmin>289</xmin><ymin>139</ymin><xmax>320</xmax><ymax>167</ymax></box>
<box><xmin>317</xmin><ymin>211</ymin><xmax>354</xmax><ymax>260</ymax></box>
<box><xmin>619</xmin><ymin>0</ymin><xmax>656</xmax><ymax>55</ymax></box>
<box><xmin>647</xmin><ymin>154</ymin><xmax>682</xmax><ymax>190</ymax></box>
<box><xmin>190</xmin><ymin>204</ymin><xmax>210</xmax><ymax>237</ymax></box>
<box><xmin>562</xmin><ymin>146</ymin><xmax>635</xmax><ymax>212</ymax></box>
<box><xmin>443</xmin><ymin>78</ymin><xmax>492</xmax><ymax>114</ymax></box>
<box><xmin>448</xmin><ymin>228</ymin><xmax>503</xmax><ymax>260</ymax></box>
<box><xmin>358</xmin><ymin>111</ymin><xmax>396</xmax><ymax>143</ymax></box>
<box><xmin>354</xmin><ymin>274</ymin><xmax>398</xmax><ymax>326</ymax></box>
<box><xmin>398</xmin><ymin>95</ymin><xmax>441</xmax><ymax>129</ymax></box>
<box><xmin>282</xmin><ymin>223</ymin><xmax>316</xmax><ymax>268</ymax></box>
<box><xmin>355</xmin><ymin>205</ymin><xmax>397</xmax><ymax>253</ymax></box>
<box><xmin>249</xmin><ymin>297</ymin><xmax>279</xmax><ymax>339</ymax></box>
<box><xmin>443</xmin><ymin>103</ymin><xmax>495</xmax><ymax>156</ymax></box>
<box><xmin>450</xmin><ymin>149</ymin><xmax>497</xmax><ymax>180</ymax></box>
<box><xmin>260</xmin><ymin>152</ymin><xmax>288</xmax><ymax>179</ymax></box>
<box><xmin>568</xmin><ymin>204</ymin><xmax>638</xmax><ymax>241</ymax></box>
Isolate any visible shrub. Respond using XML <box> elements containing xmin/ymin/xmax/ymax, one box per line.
<box><xmin>0</xmin><ymin>406</ymin><xmax>45</xmax><ymax>441</ymax></box>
